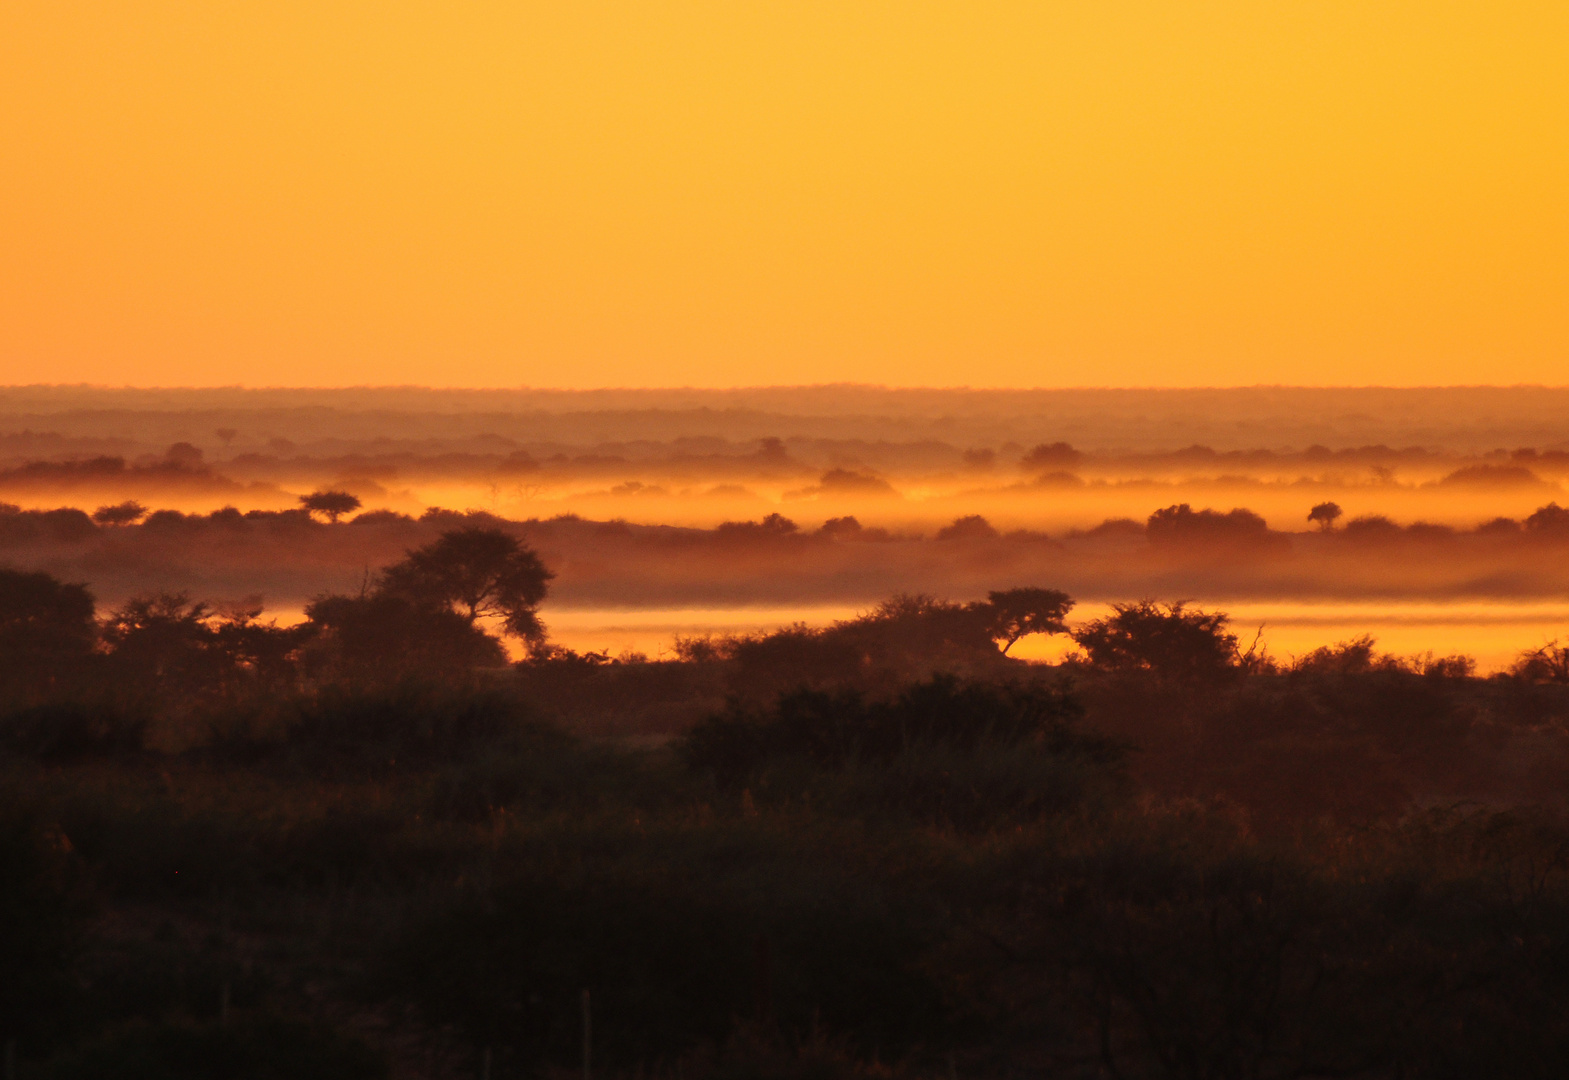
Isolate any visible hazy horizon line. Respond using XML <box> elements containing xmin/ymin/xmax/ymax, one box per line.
<box><xmin>6</xmin><ymin>382</ymin><xmax>1569</xmax><ymax>394</ymax></box>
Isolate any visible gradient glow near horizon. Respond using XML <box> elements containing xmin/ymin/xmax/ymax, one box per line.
<box><xmin>2</xmin><ymin>2</ymin><xmax>1565</xmax><ymax>389</ymax></box>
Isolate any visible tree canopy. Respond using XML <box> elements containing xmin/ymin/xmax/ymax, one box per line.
<box><xmin>0</xmin><ymin>569</ymin><xmax>97</xmax><ymax>696</ymax></box>
<box><xmin>91</xmin><ymin>500</ymin><xmax>148</xmax><ymax>526</ymax></box>
<box><xmin>1072</xmin><ymin>600</ymin><xmax>1239</xmax><ymax>680</ymax></box>
<box><xmin>299</xmin><ymin>490</ymin><xmax>362</xmax><ymax>523</ymax></box>
<box><xmin>1308</xmin><ymin>502</ymin><xmax>1343</xmax><ymax>530</ymax></box>
<box><xmin>985</xmin><ymin>588</ymin><xmax>1073</xmax><ymax>654</ymax></box>
<box><xmin>304</xmin><ymin>593</ymin><xmax>506</xmax><ymax>679</ymax></box>
<box><xmin>1147</xmin><ymin>504</ymin><xmax>1272</xmax><ymax>546</ymax></box>
<box><xmin>378</xmin><ymin>527</ymin><xmax>553</xmax><ymax>646</ymax></box>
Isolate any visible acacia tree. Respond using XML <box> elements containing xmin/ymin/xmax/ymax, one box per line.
<box><xmin>984</xmin><ymin>588</ymin><xmax>1074</xmax><ymax>655</ymax></box>
<box><xmin>1307</xmin><ymin>502</ymin><xmax>1343</xmax><ymax>531</ymax></box>
<box><xmin>92</xmin><ymin>500</ymin><xmax>148</xmax><ymax>526</ymax></box>
<box><xmin>379</xmin><ymin>527</ymin><xmax>553</xmax><ymax>647</ymax></box>
<box><xmin>299</xmin><ymin>490</ymin><xmax>362</xmax><ymax>523</ymax></box>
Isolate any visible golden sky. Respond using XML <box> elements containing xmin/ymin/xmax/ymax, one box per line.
<box><xmin>2</xmin><ymin>1</ymin><xmax>1565</xmax><ymax>389</ymax></box>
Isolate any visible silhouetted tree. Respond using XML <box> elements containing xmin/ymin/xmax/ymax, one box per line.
<box><xmin>935</xmin><ymin>515</ymin><xmax>999</xmax><ymax>540</ymax></box>
<box><xmin>1072</xmin><ymin>600</ymin><xmax>1238</xmax><ymax>680</ymax></box>
<box><xmin>984</xmin><ymin>588</ymin><xmax>1073</xmax><ymax>655</ymax></box>
<box><xmin>209</xmin><ymin>601</ymin><xmax>315</xmax><ymax>692</ymax></box>
<box><xmin>755</xmin><ymin>436</ymin><xmax>789</xmax><ymax>462</ymax></box>
<box><xmin>1525</xmin><ymin>502</ymin><xmax>1569</xmax><ymax>532</ymax></box>
<box><xmin>379</xmin><ymin>527</ymin><xmax>553</xmax><ymax>647</ymax></box>
<box><xmin>1511</xmin><ymin>640</ymin><xmax>1569</xmax><ymax>683</ymax></box>
<box><xmin>299</xmin><ymin>490</ymin><xmax>362</xmax><ymax>523</ymax></box>
<box><xmin>100</xmin><ymin>592</ymin><xmax>309</xmax><ymax>699</ymax></box>
<box><xmin>164</xmin><ymin>441</ymin><xmax>204</xmax><ymax>469</ymax></box>
<box><xmin>718</xmin><ymin>593</ymin><xmax>1005</xmax><ymax>696</ymax></box>
<box><xmin>0</xmin><ymin>569</ymin><xmax>97</xmax><ymax>696</ymax></box>
<box><xmin>101</xmin><ymin>593</ymin><xmax>225</xmax><ymax>690</ymax></box>
<box><xmin>1020</xmin><ymin>442</ymin><xmax>1083</xmax><ymax>470</ymax></box>
<box><xmin>1342</xmin><ymin>514</ymin><xmax>1402</xmax><ymax>539</ymax></box>
<box><xmin>1290</xmin><ymin>633</ymin><xmax>1380</xmax><ymax>674</ymax></box>
<box><xmin>852</xmin><ymin>594</ymin><xmax>998</xmax><ymax>659</ymax></box>
<box><xmin>91</xmin><ymin>500</ymin><xmax>148</xmax><ymax>526</ymax></box>
<box><xmin>1307</xmin><ymin>501</ymin><xmax>1343</xmax><ymax>531</ymax></box>
<box><xmin>818</xmin><ymin>516</ymin><xmax>863</xmax><ymax>538</ymax></box>
<box><xmin>818</xmin><ymin>515</ymin><xmax>891</xmax><ymax>541</ymax></box>
<box><xmin>814</xmin><ymin>469</ymin><xmax>898</xmax><ymax>496</ymax></box>
<box><xmin>304</xmin><ymin>593</ymin><xmax>507</xmax><ymax>679</ymax></box>
<box><xmin>1147</xmin><ymin>504</ymin><xmax>1273</xmax><ymax>547</ymax></box>
<box><xmin>715</xmin><ymin>513</ymin><xmax>800</xmax><ymax>539</ymax></box>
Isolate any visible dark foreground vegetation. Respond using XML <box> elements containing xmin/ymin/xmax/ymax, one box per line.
<box><xmin>8</xmin><ymin>532</ymin><xmax>1569</xmax><ymax>1078</ymax></box>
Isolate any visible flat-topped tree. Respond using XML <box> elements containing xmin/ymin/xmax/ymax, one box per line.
<box><xmin>1308</xmin><ymin>501</ymin><xmax>1343</xmax><ymax>531</ymax></box>
<box><xmin>92</xmin><ymin>500</ymin><xmax>148</xmax><ymax>526</ymax></box>
<box><xmin>984</xmin><ymin>587</ymin><xmax>1074</xmax><ymax>655</ymax></box>
<box><xmin>300</xmin><ymin>489</ymin><xmax>361</xmax><ymax>523</ymax></box>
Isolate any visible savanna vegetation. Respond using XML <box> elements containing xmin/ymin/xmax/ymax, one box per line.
<box><xmin>7</xmin><ymin>527</ymin><xmax>1569</xmax><ymax>1078</ymax></box>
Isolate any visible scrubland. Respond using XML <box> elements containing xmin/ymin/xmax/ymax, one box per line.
<box><xmin>8</xmin><ymin>386</ymin><xmax>1569</xmax><ymax>1077</ymax></box>
<box><xmin>8</xmin><ymin>549</ymin><xmax>1569</xmax><ymax>1078</ymax></box>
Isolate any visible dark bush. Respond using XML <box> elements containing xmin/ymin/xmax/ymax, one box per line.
<box><xmin>0</xmin><ymin>701</ymin><xmax>145</xmax><ymax>761</ymax></box>
<box><xmin>286</xmin><ymin>682</ymin><xmax>545</xmax><ymax>772</ymax></box>
<box><xmin>681</xmin><ymin>676</ymin><xmax>1120</xmax><ymax>827</ymax></box>
<box><xmin>685</xmin><ymin>676</ymin><xmax>1087</xmax><ymax>780</ymax></box>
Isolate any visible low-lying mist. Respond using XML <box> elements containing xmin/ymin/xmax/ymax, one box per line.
<box><xmin>4</xmin><ymin>385</ymin><xmax>1569</xmax><ymax>532</ymax></box>
<box><xmin>7</xmin><ymin>385</ymin><xmax>1569</xmax><ymax>666</ymax></box>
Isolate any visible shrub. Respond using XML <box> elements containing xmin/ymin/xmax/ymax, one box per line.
<box><xmin>681</xmin><ymin>676</ymin><xmax>1120</xmax><ymax>828</ymax></box>
<box><xmin>0</xmin><ymin>701</ymin><xmax>146</xmax><ymax>761</ymax></box>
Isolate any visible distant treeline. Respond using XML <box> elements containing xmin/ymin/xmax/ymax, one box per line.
<box><xmin>9</xmin><ymin>495</ymin><xmax>1569</xmax><ymax>549</ymax></box>
<box><xmin>12</xmin><ymin>494</ymin><xmax>1569</xmax><ymax>623</ymax></box>
<box><xmin>5</xmin><ymin>430</ymin><xmax>1569</xmax><ymax>499</ymax></box>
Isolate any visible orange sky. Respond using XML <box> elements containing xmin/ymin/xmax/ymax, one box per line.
<box><xmin>2</xmin><ymin>1</ymin><xmax>1565</xmax><ymax>389</ymax></box>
